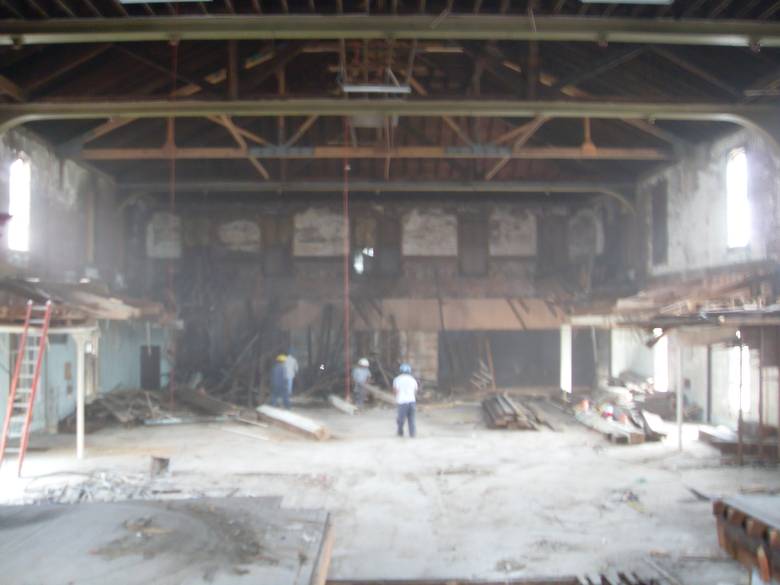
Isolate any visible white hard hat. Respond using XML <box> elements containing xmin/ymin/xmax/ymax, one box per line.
<box><xmin>358</xmin><ymin>358</ymin><xmax>370</xmax><ymax>367</ymax></box>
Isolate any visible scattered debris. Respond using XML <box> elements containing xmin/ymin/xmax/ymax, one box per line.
<box><xmin>149</xmin><ymin>456</ymin><xmax>170</xmax><ymax>477</ymax></box>
<box><xmin>60</xmin><ymin>389</ymin><xmax>172</xmax><ymax>433</ymax></box>
<box><xmin>257</xmin><ymin>405</ymin><xmax>330</xmax><ymax>441</ymax></box>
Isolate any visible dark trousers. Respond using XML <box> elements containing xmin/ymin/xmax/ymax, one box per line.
<box><xmin>271</xmin><ymin>385</ymin><xmax>290</xmax><ymax>409</ymax></box>
<box><xmin>396</xmin><ymin>402</ymin><xmax>416</xmax><ymax>437</ymax></box>
<box><xmin>354</xmin><ymin>383</ymin><xmax>368</xmax><ymax>407</ymax></box>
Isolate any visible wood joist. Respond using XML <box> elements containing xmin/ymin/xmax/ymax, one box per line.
<box><xmin>3</xmin><ymin>9</ymin><xmax>780</xmax><ymax>188</ymax></box>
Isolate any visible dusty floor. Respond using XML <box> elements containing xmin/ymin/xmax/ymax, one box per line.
<box><xmin>1</xmin><ymin>401</ymin><xmax>778</xmax><ymax>583</ymax></box>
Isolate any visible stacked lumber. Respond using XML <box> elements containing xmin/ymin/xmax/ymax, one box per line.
<box><xmin>482</xmin><ymin>394</ymin><xmax>538</xmax><ymax>430</ymax></box>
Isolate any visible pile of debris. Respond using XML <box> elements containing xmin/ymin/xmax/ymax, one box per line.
<box><xmin>573</xmin><ymin>385</ymin><xmax>666</xmax><ymax>445</ymax></box>
<box><xmin>59</xmin><ymin>389</ymin><xmax>175</xmax><ymax>433</ymax></box>
<box><xmin>482</xmin><ymin>393</ymin><xmax>552</xmax><ymax>431</ymax></box>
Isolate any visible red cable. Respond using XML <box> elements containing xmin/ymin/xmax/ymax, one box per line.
<box><xmin>168</xmin><ymin>40</ymin><xmax>179</xmax><ymax>408</ymax></box>
<box><xmin>343</xmin><ymin>116</ymin><xmax>351</xmax><ymax>401</ymax></box>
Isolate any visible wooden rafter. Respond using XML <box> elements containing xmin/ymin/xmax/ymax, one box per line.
<box><xmin>285</xmin><ymin>115</ymin><xmax>318</xmax><ymax>147</ymax></box>
<box><xmin>25</xmin><ymin>44</ymin><xmax>111</xmax><ymax>94</ymax></box>
<box><xmin>58</xmin><ymin>44</ymin><xmax>290</xmax><ymax>150</ymax></box>
<box><xmin>218</xmin><ymin>115</ymin><xmax>270</xmax><ymax>180</ymax></box>
<box><xmin>651</xmin><ymin>47</ymin><xmax>742</xmax><ymax>98</ymax></box>
<box><xmin>0</xmin><ymin>75</ymin><xmax>24</xmax><ymax>102</ymax></box>
<box><xmin>207</xmin><ymin>116</ymin><xmax>269</xmax><ymax>145</ymax></box>
<box><xmin>484</xmin><ymin>116</ymin><xmax>546</xmax><ymax>181</ymax></box>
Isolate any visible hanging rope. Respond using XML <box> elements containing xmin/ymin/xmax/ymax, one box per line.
<box><xmin>343</xmin><ymin>115</ymin><xmax>351</xmax><ymax>401</ymax></box>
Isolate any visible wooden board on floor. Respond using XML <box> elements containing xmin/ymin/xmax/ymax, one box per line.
<box><xmin>257</xmin><ymin>405</ymin><xmax>331</xmax><ymax>441</ymax></box>
<box><xmin>363</xmin><ymin>383</ymin><xmax>396</xmax><ymax>406</ymax></box>
<box><xmin>329</xmin><ymin>394</ymin><xmax>357</xmax><ymax>415</ymax></box>
<box><xmin>0</xmin><ymin>498</ymin><xmax>331</xmax><ymax>585</ymax></box>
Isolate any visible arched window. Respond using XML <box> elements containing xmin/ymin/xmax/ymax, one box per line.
<box><xmin>8</xmin><ymin>157</ymin><xmax>31</xmax><ymax>252</ymax></box>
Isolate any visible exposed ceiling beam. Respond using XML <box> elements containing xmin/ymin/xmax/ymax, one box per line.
<box><xmin>119</xmin><ymin>179</ymin><xmax>629</xmax><ymax>195</ymax></box>
<box><xmin>22</xmin><ymin>44</ymin><xmax>111</xmax><ymax>94</ymax></box>
<box><xmin>0</xmin><ymin>74</ymin><xmax>24</xmax><ymax>102</ymax></box>
<box><xmin>217</xmin><ymin>115</ymin><xmax>270</xmax><ymax>179</ymax></box>
<box><xmin>650</xmin><ymin>47</ymin><xmax>742</xmax><ymax>99</ymax></box>
<box><xmin>79</xmin><ymin>144</ymin><xmax>672</xmax><ymax>161</ymax></box>
<box><xmin>5</xmin><ymin>16</ymin><xmax>780</xmax><ymax>47</ymax></box>
<box><xmin>485</xmin><ymin>116</ymin><xmax>547</xmax><ymax>181</ymax></box>
<box><xmin>2</xmin><ymin>99</ymin><xmax>776</xmax><ymax>134</ymax></box>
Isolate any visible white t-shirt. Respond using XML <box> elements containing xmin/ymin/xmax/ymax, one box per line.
<box><xmin>393</xmin><ymin>373</ymin><xmax>418</xmax><ymax>404</ymax></box>
<box><xmin>284</xmin><ymin>355</ymin><xmax>299</xmax><ymax>380</ymax></box>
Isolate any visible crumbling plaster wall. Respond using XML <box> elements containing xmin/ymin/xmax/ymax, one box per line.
<box><xmin>610</xmin><ymin>328</ymin><xmax>653</xmax><ymax>380</ymax></box>
<box><xmin>0</xmin><ymin>128</ymin><xmax>122</xmax><ymax>283</ymax></box>
<box><xmin>141</xmin><ymin>200</ymin><xmax>603</xmax><ymax>302</ymax></box>
<box><xmin>638</xmin><ymin>129</ymin><xmax>780</xmax><ymax>278</ymax></box>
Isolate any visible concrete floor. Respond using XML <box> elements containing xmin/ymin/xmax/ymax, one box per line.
<box><xmin>1</xmin><ymin>402</ymin><xmax>778</xmax><ymax>583</ymax></box>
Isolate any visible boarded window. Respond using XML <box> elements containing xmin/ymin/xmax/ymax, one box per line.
<box><xmin>377</xmin><ymin>217</ymin><xmax>401</xmax><ymax>276</ymax></box>
<box><xmin>458</xmin><ymin>216</ymin><xmax>488</xmax><ymax>276</ymax></box>
<box><xmin>352</xmin><ymin>215</ymin><xmax>401</xmax><ymax>276</ymax></box>
<box><xmin>651</xmin><ymin>180</ymin><xmax>668</xmax><ymax>266</ymax></box>
<box><xmin>352</xmin><ymin>216</ymin><xmax>377</xmax><ymax>275</ymax></box>
<box><xmin>263</xmin><ymin>216</ymin><xmax>293</xmax><ymax>276</ymax></box>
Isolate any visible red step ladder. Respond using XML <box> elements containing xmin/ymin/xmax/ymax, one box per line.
<box><xmin>0</xmin><ymin>300</ymin><xmax>52</xmax><ymax>476</ymax></box>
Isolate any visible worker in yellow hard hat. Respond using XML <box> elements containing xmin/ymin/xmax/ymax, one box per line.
<box><xmin>270</xmin><ymin>353</ymin><xmax>290</xmax><ymax>408</ymax></box>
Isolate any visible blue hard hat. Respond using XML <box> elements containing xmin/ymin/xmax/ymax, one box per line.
<box><xmin>399</xmin><ymin>363</ymin><xmax>412</xmax><ymax>374</ymax></box>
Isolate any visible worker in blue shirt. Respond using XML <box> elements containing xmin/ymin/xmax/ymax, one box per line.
<box><xmin>270</xmin><ymin>354</ymin><xmax>290</xmax><ymax>409</ymax></box>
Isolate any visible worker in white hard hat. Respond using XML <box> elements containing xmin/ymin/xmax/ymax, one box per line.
<box><xmin>393</xmin><ymin>363</ymin><xmax>418</xmax><ymax>437</ymax></box>
<box><xmin>351</xmin><ymin>357</ymin><xmax>372</xmax><ymax>409</ymax></box>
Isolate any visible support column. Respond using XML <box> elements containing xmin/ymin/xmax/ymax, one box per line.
<box><xmin>560</xmin><ymin>324</ymin><xmax>572</xmax><ymax>396</ymax></box>
<box><xmin>71</xmin><ymin>331</ymin><xmax>89</xmax><ymax>460</ymax></box>
<box><xmin>677</xmin><ymin>342</ymin><xmax>684</xmax><ymax>452</ymax></box>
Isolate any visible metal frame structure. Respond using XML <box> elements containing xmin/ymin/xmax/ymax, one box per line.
<box><xmin>1</xmin><ymin>99</ymin><xmax>778</xmax><ymax>131</ymax></box>
<box><xmin>4</xmin><ymin>15</ymin><xmax>780</xmax><ymax>47</ymax></box>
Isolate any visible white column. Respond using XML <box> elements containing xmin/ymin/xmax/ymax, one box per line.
<box><xmin>72</xmin><ymin>332</ymin><xmax>89</xmax><ymax>460</ymax></box>
<box><xmin>560</xmin><ymin>325</ymin><xmax>572</xmax><ymax>395</ymax></box>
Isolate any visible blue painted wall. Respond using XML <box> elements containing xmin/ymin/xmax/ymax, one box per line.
<box><xmin>1</xmin><ymin>322</ymin><xmax>171</xmax><ymax>434</ymax></box>
<box><xmin>99</xmin><ymin>321</ymin><xmax>170</xmax><ymax>393</ymax></box>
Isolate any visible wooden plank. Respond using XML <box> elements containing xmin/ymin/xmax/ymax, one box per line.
<box><xmin>310</xmin><ymin>517</ymin><xmax>334</xmax><ymax>585</ymax></box>
<box><xmin>328</xmin><ymin>394</ymin><xmax>357</xmax><ymax>415</ymax></box>
<box><xmin>363</xmin><ymin>382</ymin><xmax>396</xmax><ymax>405</ymax></box>
<box><xmin>257</xmin><ymin>405</ymin><xmax>330</xmax><ymax>441</ymax></box>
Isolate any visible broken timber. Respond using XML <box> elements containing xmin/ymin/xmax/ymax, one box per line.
<box><xmin>257</xmin><ymin>405</ymin><xmax>330</xmax><ymax>441</ymax></box>
<box><xmin>328</xmin><ymin>394</ymin><xmax>357</xmax><ymax>415</ymax></box>
<box><xmin>363</xmin><ymin>382</ymin><xmax>396</xmax><ymax>406</ymax></box>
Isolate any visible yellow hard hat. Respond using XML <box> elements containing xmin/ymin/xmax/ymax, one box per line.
<box><xmin>276</xmin><ymin>354</ymin><xmax>287</xmax><ymax>362</ymax></box>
